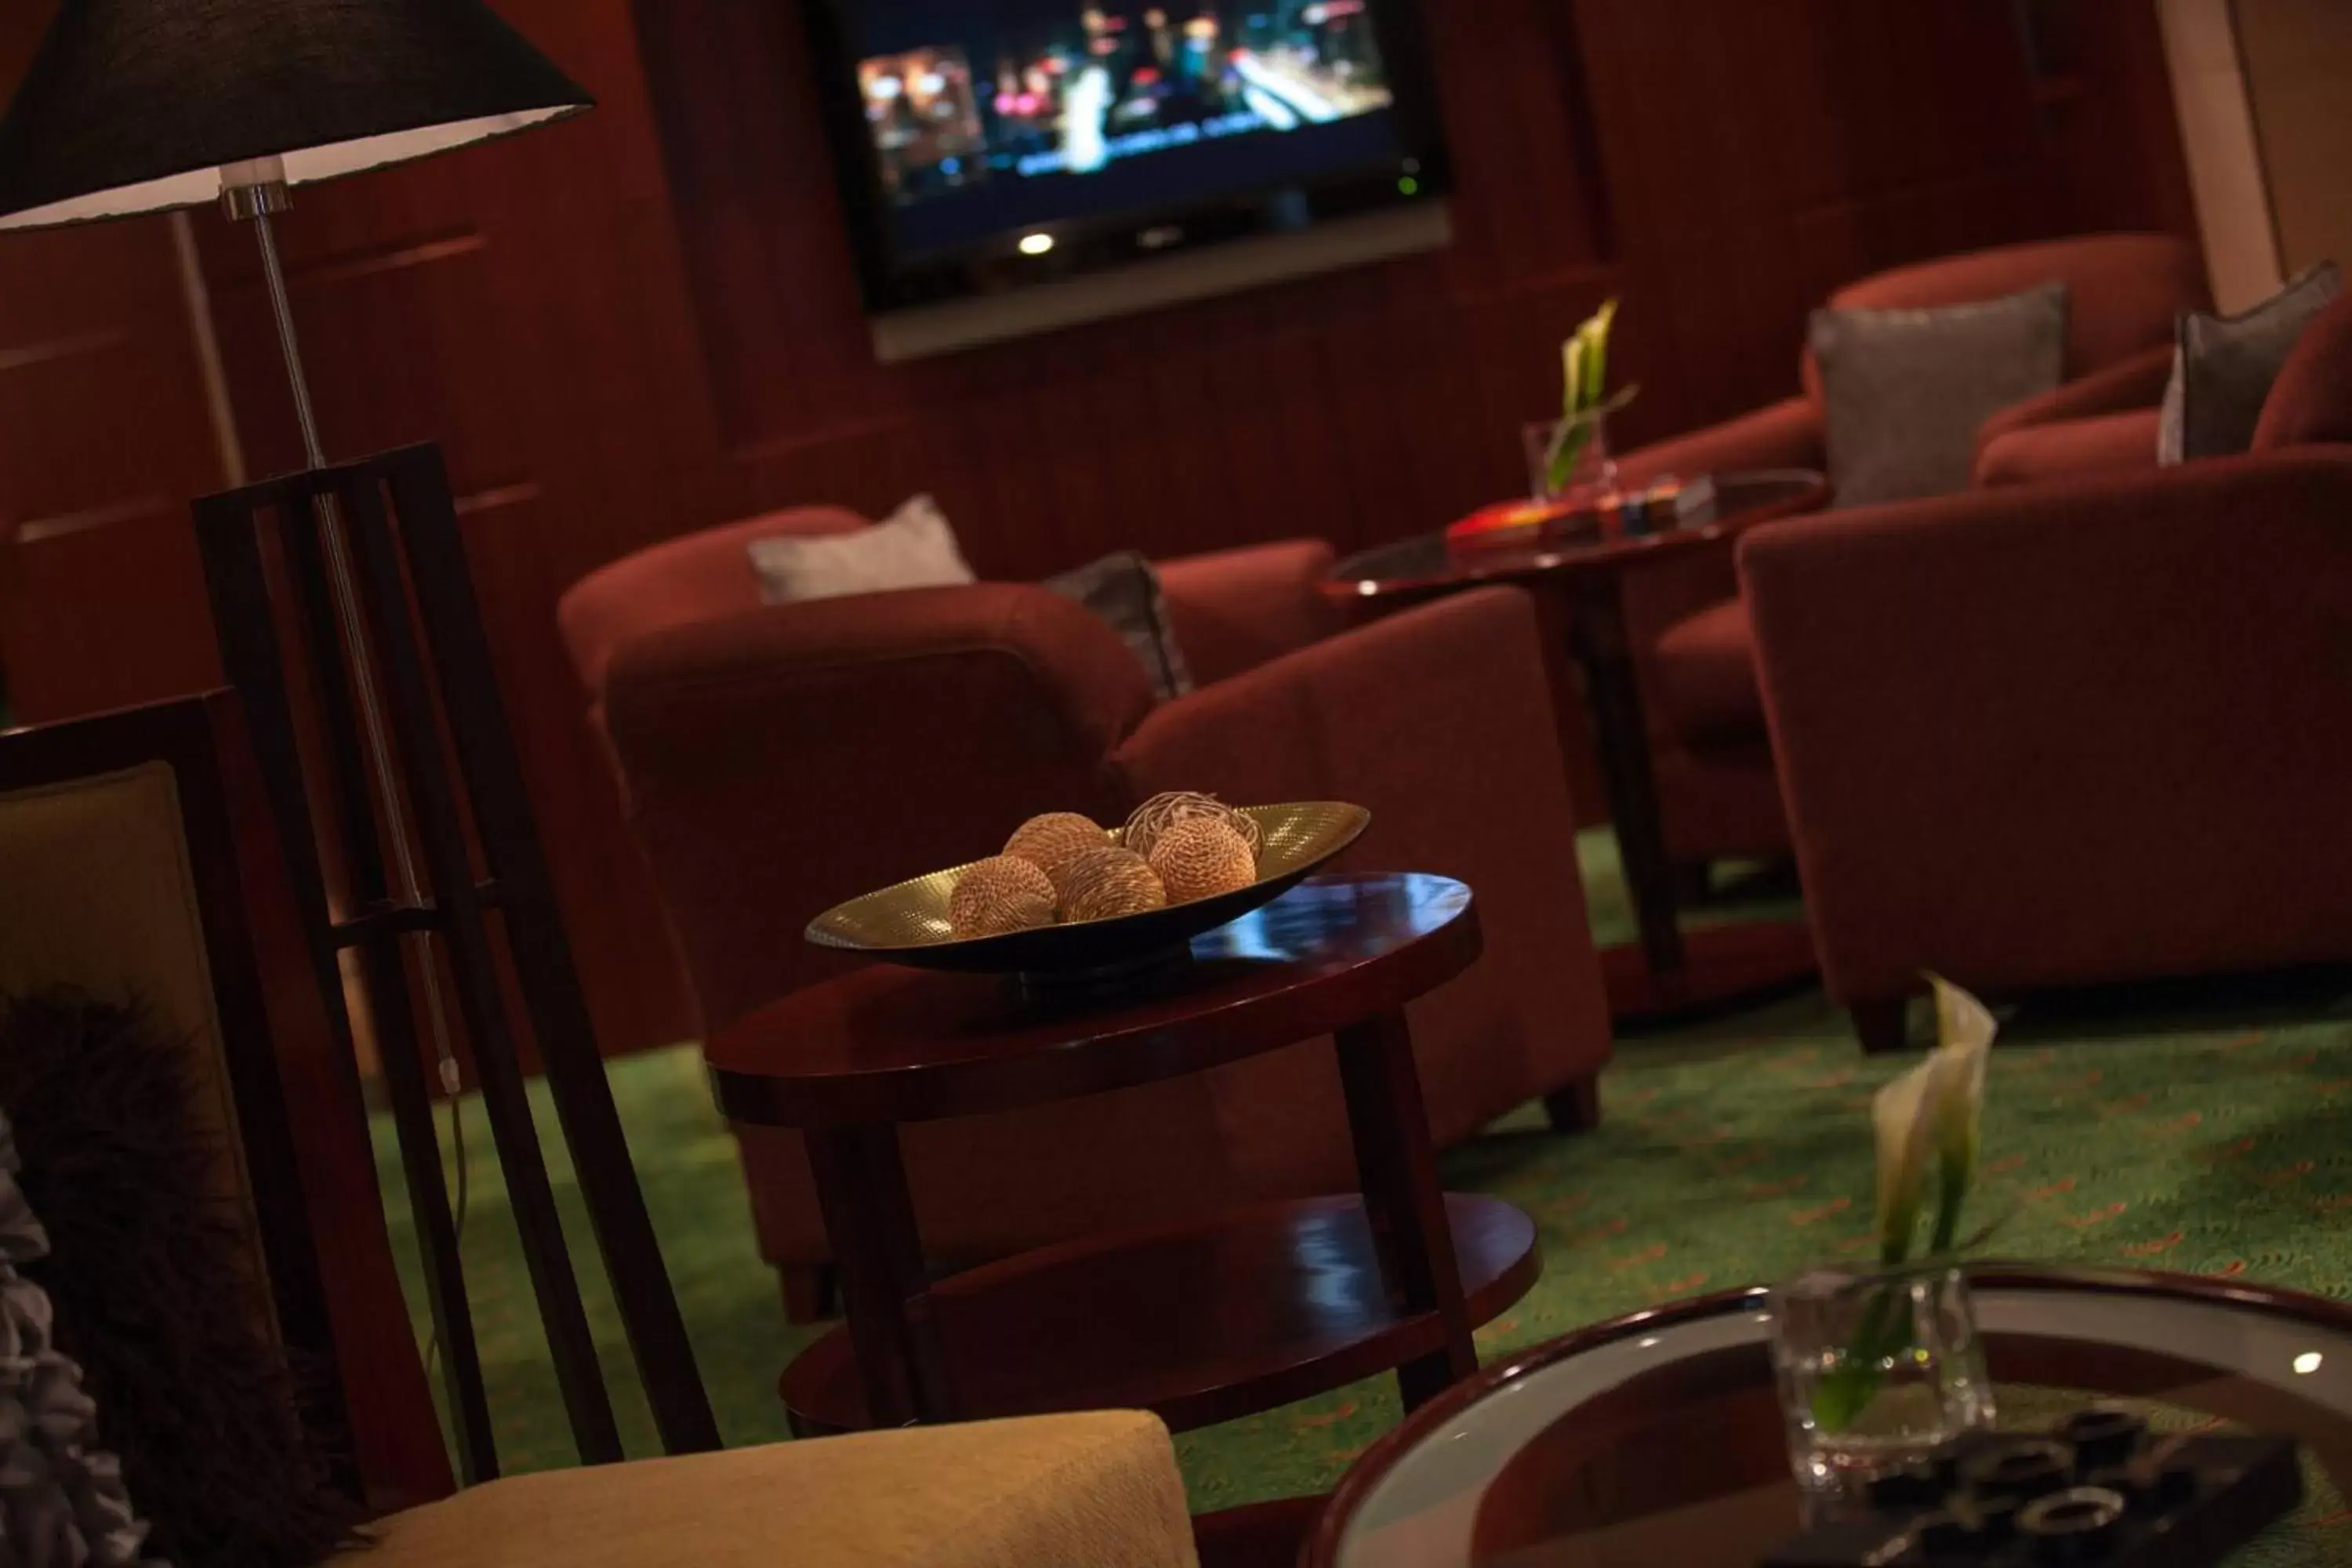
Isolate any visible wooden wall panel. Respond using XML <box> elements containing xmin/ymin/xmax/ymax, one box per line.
<box><xmin>0</xmin><ymin>1</ymin><xmax>227</xmax><ymax>720</ymax></box>
<box><xmin>0</xmin><ymin>0</ymin><xmax>2198</xmax><ymax>1058</ymax></box>
<box><xmin>0</xmin><ymin>211</ymin><xmax>232</xmax><ymax>721</ymax></box>
<box><xmin>2024</xmin><ymin>0</ymin><xmax>2201</xmax><ymax>243</ymax></box>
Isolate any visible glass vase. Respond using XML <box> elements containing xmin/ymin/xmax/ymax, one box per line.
<box><xmin>1767</xmin><ymin>1262</ymin><xmax>1996</xmax><ymax>1497</ymax></box>
<box><xmin>1523</xmin><ymin>412</ymin><xmax>1621</xmax><ymax>504</ymax></box>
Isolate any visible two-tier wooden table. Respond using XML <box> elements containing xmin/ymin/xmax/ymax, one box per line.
<box><xmin>705</xmin><ymin>872</ymin><xmax>1541</xmax><ymax>1442</ymax></box>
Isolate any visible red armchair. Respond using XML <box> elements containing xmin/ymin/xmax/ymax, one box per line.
<box><xmin>1740</xmin><ymin>293</ymin><xmax>2352</xmax><ymax>1051</ymax></box>
<box><xmin>1610</xmin><ymin>235</ymin><xmax>2209</xmax><ymax>876</ymax></box>
<box><xmin>559</xmin><ymin>516</ymin><xmax>1612</xmax><ymax>1314</ymax></box>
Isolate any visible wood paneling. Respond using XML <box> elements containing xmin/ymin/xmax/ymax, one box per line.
<box><xmin>0</xmin><ymin>0</ymin><xmax>2196</xmax><ymax>1058</ymax></box>
<box><xmin>0</xmin><ymin>3</ymin><xmax>228</xmax><ymax>720</ymax></box>
<box><xmin>0</xmin><ymin>222</ymin><xmax>232</xmax><ymax>719</ymax></box>
<box><xmin>2020</xmin><ymin>0</ymin><xmax>2201</xmax><ymax>243</ymax></box>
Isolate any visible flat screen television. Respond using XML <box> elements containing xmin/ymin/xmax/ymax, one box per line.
<box><xmin>803</xmin><ymin>1</ymin><xmax>1452</xmax><ymax>339</ymax></box>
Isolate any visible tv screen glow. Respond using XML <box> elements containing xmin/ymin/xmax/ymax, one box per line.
<box><xmin>806</xmin><ymin>1</ymin><xmax>1449</xmax><ymax>314</ymax></box>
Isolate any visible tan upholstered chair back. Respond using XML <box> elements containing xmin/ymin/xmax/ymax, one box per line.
<box><xmin>0</xmin><ymin>753</ymin><xmax>273</xmax><ymax>1315</ymax></box>
<box><xmin>0</xmin><ymin>697</ymin><xmax>456</xmax><ymax>1511</ymax></box>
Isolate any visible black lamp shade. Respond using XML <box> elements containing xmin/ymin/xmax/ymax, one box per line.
<box><xmin>0</xmin><ymin>0</ymin><xmax>594</xmax><ymax>230</ymax></box>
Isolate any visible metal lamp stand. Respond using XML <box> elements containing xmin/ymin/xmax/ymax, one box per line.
<box><xmin>198</xmin><ymin>164</ymin><xmax>720</xmax><ymax>1481</ymax></box>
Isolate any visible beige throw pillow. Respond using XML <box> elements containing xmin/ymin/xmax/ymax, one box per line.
<box><xmin>748</xmin><ymin>494</ymin><xmax>976</xmax><ymax>604</ymax></box>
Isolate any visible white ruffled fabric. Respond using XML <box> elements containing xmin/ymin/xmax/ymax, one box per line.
<box><xmin>0</xmin><ymin>1118</ymin><xmax>162</xmax><ymax>1568</ymax></box>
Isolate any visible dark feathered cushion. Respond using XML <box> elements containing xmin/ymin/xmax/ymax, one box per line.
<box><xmin>0</xmin><ymin>989</ymin><xmax>360</xmax><ymax>1568</ymax></box>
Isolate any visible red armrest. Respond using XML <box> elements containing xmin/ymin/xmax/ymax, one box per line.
<box><xmin>1739</xmin><ymin>451</ymin><xmax>2352</xmax><ymax>1007</ymax></box>
<box><xmin>1155</xmin><ymin>539</ymin><xmax>1341</xmax><ymax>686</ymax></box>
<box><xmin>1974</xmin><ymin>408</ymin><xmax>2162</xmax><ymax>488</ymax></box>
<box><xmin>1614</xmin><ymin>396</ymin><xmax>1825</xmax><ymax>489</ymax></box>
<box><xmin>1112</xmin><ymin>586</ymin><xmax>1611</xmax><ymax>1141</ymax></box>
<box><xmin>1974</xmin><ymin>343</ymin><xmax>2176</xmax><ymax>467</ymax></box>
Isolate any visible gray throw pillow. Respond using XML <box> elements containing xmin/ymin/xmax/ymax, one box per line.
<box><xmin>2158</xmin><ymin>263</ymin><xmax>2342</xmax><ymax>465</ymax></box>
<box><xmin>1042</xmin><ymin>552</ymin><xmax>1194</xmax><ymax>703</ymax></box>
<box><xmin>1812</xmin><ymin>282</ymin><xmax>2069</xmax><ymax>507</ymax></box>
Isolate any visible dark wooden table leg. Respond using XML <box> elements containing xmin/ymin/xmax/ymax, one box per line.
<box><xmin>804</xmin><ymin>1123</ymin><xmax>954</xmax><ymax>1426</ymax></box>
<box><xmin>1567</xmin><ymin>575</ymin><xmax>1686</xmax><ymax>978</ymax></box>
<box><xmin>1334</xmin><ymin>1009</ymin><xmax>1475</xmax><ymax>1410</ymax></box>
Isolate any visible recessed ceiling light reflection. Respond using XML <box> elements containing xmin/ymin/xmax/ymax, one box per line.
<box><xmin>2296</xmin><ymin>1352</ymin><xmax>2325</xmax><ymax>1375</ymax></box>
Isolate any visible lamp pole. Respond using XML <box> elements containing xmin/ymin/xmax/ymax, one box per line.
<box><xmin>218</xmin><ymin>157</ymin><xmax>494</xmax><ymax>1470</ymax></box>
<box><xmin>220</xmin><ymin>162</ymin><xmax>465</xmax><ymax>1094</ymax></box>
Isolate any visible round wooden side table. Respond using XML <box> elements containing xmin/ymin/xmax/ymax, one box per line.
<box><xmin>704</xmin><ymin>872</ymin><xmax>1541</xmax><ymax>1437</ymax></box>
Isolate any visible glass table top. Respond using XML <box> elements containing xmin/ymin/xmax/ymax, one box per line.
<box><xmin>1327</xmin><ymin>1269</ymin><xmax>2352</xmax><ymax>1567</ymax></box>
<box><xmin>1325</xmin><ymin>470</ymin><xmax>1828</xmax><ymax>597</ymax></box>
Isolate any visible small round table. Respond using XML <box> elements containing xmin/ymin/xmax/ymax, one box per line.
<box><xmin>1310</xmin><ymin>1266</ymin><xmax>2352</xmax><ymax>1566</ymax></box>
<box><xmin>1325</xmin><ymin>470</ymin><xmax>1831</xmax><ymax>1023</ymax></box>
<box><xmin>706</xmin><ymin>872</ymin><xmax>1541</xmax><ymax>1436</ymax></box>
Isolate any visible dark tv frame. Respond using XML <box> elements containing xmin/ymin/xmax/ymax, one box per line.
<box><xmin>800</xmin><ymin>0</ymin><xmax>1454</xmax><ymax>319</ymax></box>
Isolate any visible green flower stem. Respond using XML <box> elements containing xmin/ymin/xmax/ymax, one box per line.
<box><xmin>1547</xmin><ymin>419</ymin><xmax>1595</xmax><ymax>495</ymax></box>
<box><xmin>1813</xmin><ymin>1287</ymin><xmax>1912</xmax><ymax>1432</ymax></box>
<box><xmin>1930</xmin><ymin>1181</ymin><xmax>1965</xmax><ymax>1256</ymax></box>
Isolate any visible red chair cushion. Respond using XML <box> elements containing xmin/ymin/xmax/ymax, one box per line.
<box><xmin>2254</xmin><ymin>292</ymin><xmax>2352</xmax><ymax>452</ymax></box>
<box><xmin>1653</xmin><ymin>597</ymin><xmax>1765</xmax><ymax>749</ymax></box>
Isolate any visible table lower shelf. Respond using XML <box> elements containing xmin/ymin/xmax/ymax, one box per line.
<box><xmin>782</xmin><ymin>1193</ymin><xmax>1539</xmax><ymax>1435</ymax></box>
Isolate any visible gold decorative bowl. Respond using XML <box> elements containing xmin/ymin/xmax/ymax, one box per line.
<box><xmin>807</xmin><ymin>802</ymin><xmax>1370</xmax><ymax>979</ymax></box>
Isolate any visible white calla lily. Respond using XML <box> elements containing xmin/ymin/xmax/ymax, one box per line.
<box><xmin>1871</xmin><ymin>1051</ymin><xmax>1944</xmax><ymax>1261</ymax></box>
<box><xmin>1871</xmin><ymin>977</ymin><xmax>1999</xmax><ymax>1263</ymax></box>
<box><xmin>1831</xmin><ymin>977</ymin><xmax>2001</xmax><ymax>1436</ymax></box>
<box><xmin>1927</xmin><ymin>975</ymin><xmax>1996</xmax><ymax>1247</ymax></box>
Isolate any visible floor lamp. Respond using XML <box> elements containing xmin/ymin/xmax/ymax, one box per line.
<box><xmin>0</xmin><ymin>0</ymin><xmax>719</xmax><ymax>1479</ymax></box>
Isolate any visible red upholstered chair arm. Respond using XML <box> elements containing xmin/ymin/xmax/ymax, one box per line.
<box><xmin>1613</xmin><ymin>396</ymin><xmax>1825</xmax><ymax>489</ymax></box>
<box><xmin>1154</xmin><ymin>539</ymin><xmax>1341</xmax><ymax>685</ymax></box>
<box><xmin>601</xmin><ymin>583</ymin><xmax>1155</xmax><ymax>1029</ymax></box>
<box><xmin>1974</xmin><ymin>408</ymin><xmax>2162</xmax><ymax>488</ymax></box>
<box><xmin>1738</xmin><ymin>452</ymin><xmax>2352</xmax><ymax>1008</ymax></box>
<box><xmin>1111</xmin><ymin>586</ymin><xmax>1609</xmax><ymax>1144</ymax></box>
<box><xmin>1974</xmin><ymin>343</ymin><xmax>2176</xmax><ymax>463</ymax></box>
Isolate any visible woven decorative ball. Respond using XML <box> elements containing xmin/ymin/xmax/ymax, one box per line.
<box><xmin>1147</xmin><ymin>818</ymin><xmax>1259</xmax><ymax>904</ymax></box>
<box><xmin>947</xmin><ymin>856</ymin><xmax>1058</xmax><ymax>940</ymax></box>
<box><xmin>1004</xmin><ymin>812</ymin><xmax>1110</xmax><ymax>880</ymax></box>
<box><xmin>1123</xmin><ymin>791</ymin><xmax>1261</xmax><ymax>860</ymax></box>
<box><xmin>1056</xmin><ymin>846</ymin><xmax>1168</xmax><ymax>924</ymax></box>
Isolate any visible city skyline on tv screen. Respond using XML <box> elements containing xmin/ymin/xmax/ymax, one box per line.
<box><xmin>843</xmin><ymin>2</ymin><xmax>1405</xmax><ymax>259</ymax></box>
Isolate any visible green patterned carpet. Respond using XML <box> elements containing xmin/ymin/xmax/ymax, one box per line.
<box><xmin>375</xmin><ymin>831</ymin><xmax>2352</xmax><ymax>1534</ymax></box>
